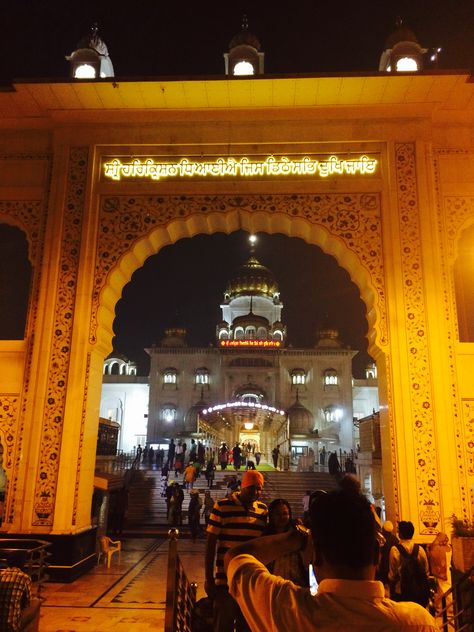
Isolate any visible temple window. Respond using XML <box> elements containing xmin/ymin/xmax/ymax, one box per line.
<box><xmin>161</xmin><ymin>406</ymin><xmax>177</xmax><ymax>422</ymax></box>
<box><xmin>291</xmin><ymin>369</ymin><xmax>306</xmax><ymax>385</ymax></box>
<box><xmin>323</xmin><ymin>405</ymin><xmax>343</xmax><ymax>423</ymax></box>
<box><xmin>324</xmin><ymin>369</ymin><xmax>338</xmax><ymax>386</ymax></box>
<box><xmin>195</xmin><ymin>368</ymin><xmax>210</xmax><ymax>385</ymax></box>
<box><xmin>110</xmin><ymin>362</ymin><xmax>120</xmax><ymax>375</ymax></box>
<box><xmin>246</xmin><ymin>326</ymin><xmax>256</xmax><ymax>339</ymax></box>
<box><xmin>163</xmin><ymin>368</ymin><xmax>177</xmax><ymax>384</ymax></box>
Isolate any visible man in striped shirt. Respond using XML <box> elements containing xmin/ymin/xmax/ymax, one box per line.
<box><xmin>205</xmin><ymin>469</ymin><xmax>268</xmax><ymax>632</ymax></box>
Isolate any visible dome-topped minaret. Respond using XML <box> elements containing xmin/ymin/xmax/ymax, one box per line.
<box><xmin>224</xmin><ymin>16</ymin><xmax>265</xmax><ymax>76</ymax></box>
<box><xmin>67</xmin><ymin>22</ymin><xmax>114</xmax><ymax>79</ymax></box>
<box><xmin>379</xmin><ymin>18</ymin><xmax>427</xmax><ymax>72</ymax></box>
<box><xmin>217</xmin><ymin>235</ymin><xmax>286</xmax><ymax>345</ymax></box>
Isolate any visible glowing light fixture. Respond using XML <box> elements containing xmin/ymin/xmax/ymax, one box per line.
<box><xmin>67</xmin><ymin>48</ymin><xmax>100</xmax><ymax>79</ymax></box>
<box><xmin>396</xmin><ymin>56</ymin><xmax>419</xmax><ymax>71</ymax></box>
<box><xmin>244</xmin><ymin>422</ymin><xmax>254</xmax><ymax>430</ymax></box>
<box><xmin>233</xmin><ymin>60</ymin><xmax>254</xmax><ymax>76</ymax></box>
<box><xmin>67</xmin><ymin>23</ymin><xmax>114</xmax><ymax>80</ymax></box>
<box><xmin>74</xmin><ymin>63</ymin><xmax>97</xmax><ymax>79</ymax></box>
<box><xmin>203</xmin><ymin>401</ymin><xmax>285</xmax><ymax>416</ymax></box>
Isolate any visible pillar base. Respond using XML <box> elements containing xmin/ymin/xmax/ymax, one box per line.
<box><xmin>0</xmin><ymin>527</ymin><xmax>97</xmax><ymax>582</ymax></box>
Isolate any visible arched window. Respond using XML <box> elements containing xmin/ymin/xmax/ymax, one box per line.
<box><xmin>163</xmin><ymin>368</ymin><xmax>177</xmax><ymax>384</ymax></box>
<box><xmin>245</xmin><ymin>326</ymin><xmax>256</xmax><ymax>340</ymax></box>
<box><xmin>161</xmin><ymin>405</ymin><xmax>177</xmax><ymax>423</ymax></box>
<box><xmin>365</xmin><ymin>363</ymin><xmax>377</xmax><ymax>380</ymax></box>
<box><xmin>195</xmin><ymin>368</ymin><xmax>210</xmax><ymax>385</ymax></box>
<box><xmin>274</xmin><ymin>330</ymin><xmax>283</xmax><ymax>341</ymax></box>
<box><xmin>454</xmin><ymin>223</ymin><xmax>474</xmax><ymax>341</ymax></box>
<box><xmin>291</xmin><ymin>369</ymin><xmax>306</xmax><ymax>385</ymax></box>
<box><xmin>241</xmin><ymin>393</ymin><xmax>260</xmax><ymax>404</ymax></box>
<box><xmin>110</xmin><ymin>362</ymin><xmax>120</xmax><ymax>376</ymax></box>
<box><xmin>219</xmin><ymin>329</ymin><xmax>228</xmax><ymax>340</ymax></box>
<box><xmin>257</xmin><ymin>327</ymin><xmax>267</xmax><ymax>340</ymax></box>
<box><xmin>324</xmin><ymin>369</ymin><xmax>338</xmax><ymax>386</ymax></box>
<box><xmin>235</xmin><ymin>327</ymin><xmax>244</xmax><ymax>340</ymax></box>
<box><xmin>0</xmin><ymin>224</ymin><xmax>31</xmax><ymax>340</ymax></box>
<box><xmin>323</xmin><ymin>405</ymin><xmax>343</xmax><ymax>423</ymax></box>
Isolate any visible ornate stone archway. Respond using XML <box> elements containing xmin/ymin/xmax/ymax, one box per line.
<box><xmin>93</xmin><ymin>192</ymin><xmax>386</xmax><ymax>350</ymax></box>
<box><xmin>1</xmin><ymin>141</ymin><xmax>473</xmax><ymax>582</ymax></box>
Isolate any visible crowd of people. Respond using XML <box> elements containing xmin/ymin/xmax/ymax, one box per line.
<box><xmin>135</xmin><ymin>440</ymin><xmax>360</xmax><ymax>475</ymax></box>
<box><xmin>132</xmin><ymin>442</ymin><xmax>451</xmax><ymax>631</ymax></box>
<box><xmin>202</xmin><ymin>471</ymin><xmax>449</xmax><ymax>632</ymax></box>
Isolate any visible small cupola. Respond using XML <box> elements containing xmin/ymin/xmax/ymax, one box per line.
<box><xmin>67</xmin><ymin>22</ymin><xmax>114</xmax><ymax>79</ymax></box>
<box><xmin>379</xmin><ymin>18</ymin><xmax>427</xmax><ymax>72</ymax></box>
<box><xmin>287</xmin><ymin>392</ymin><xmax>314</xmax><ymax>434</ymax></box>
<box><xmin>224</xmin><ymin>16</ymin><xmax>264</xmax><ymax>76</ymax></box>
<box><xmin>160</xmin><ymin>326</ymin><xmax>188</xmax><ymax>348</ymax></box>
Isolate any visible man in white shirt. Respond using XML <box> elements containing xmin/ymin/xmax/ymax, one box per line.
<box><xmin>225</xmin><ymin>489</ymin><xmax>437</xmax><ymax>632</ymax></box>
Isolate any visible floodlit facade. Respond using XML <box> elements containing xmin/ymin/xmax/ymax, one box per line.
<box><xmin>0</xmin><ymin>68</ymin><xmax>473</xmax><ymax>578</ymax></box>
<box><xmin>102</xmin><ymin>252</ymin><xmax>370</xmax><ymax>462</ymax></box>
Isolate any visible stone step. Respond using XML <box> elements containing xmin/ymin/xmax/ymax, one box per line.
<box><xmin>122</xmin><ymin>467</ymin><xmax>339</xmax><ymax>530</ymax></box>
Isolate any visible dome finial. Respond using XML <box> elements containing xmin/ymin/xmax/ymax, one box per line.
<box><xmin>242</xmin><ymin>14</ymin><xmax>249</xmax><ymax>31</ymax></box>
<box><xmin>249</xmin><ymin>233</ymin><xmax>257</xmax><ymax>255</ymax></box>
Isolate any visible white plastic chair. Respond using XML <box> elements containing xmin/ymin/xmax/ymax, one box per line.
<box><xmin>97</xmin><ymin>536</ymin><xmax>121</xmax><ymax>568</ymax></box>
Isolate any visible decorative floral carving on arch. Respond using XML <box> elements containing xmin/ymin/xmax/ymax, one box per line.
<box><xmin>0</xmin><ymin>201</ymin><xmax>43</xmax><ymax>266</ymax></box>
<box><xmin>433</xmin><ymin>150</ymin><xmax>474</xmax><ymax>517</ymax></box>
<box><xmin>0</xmin><ymin>395</ymin><xmax>20</xmax><ymax>524</ymax></box>
<box><xmin>444</xmin><ymin>196</ymin><xmax>474</xmax><ymax>262</ymax></box>
<box><xmin>91</xmin><ymin>193</ymin><xmax>387</xmax><ymax>359</ymax></box>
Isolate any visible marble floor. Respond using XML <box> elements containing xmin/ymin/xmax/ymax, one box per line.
<box><xmin>39</xmin><ymin>536</ymin><xmax>207</xmax><ymax>631</ymax></box>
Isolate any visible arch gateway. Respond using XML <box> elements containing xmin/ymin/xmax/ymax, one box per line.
<box><xmin>0</xmin><ymin>74</ymin><xmax>473</xmax><ymax>578</ymax></box>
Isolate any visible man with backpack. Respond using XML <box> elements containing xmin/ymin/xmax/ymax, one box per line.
<box><xmin>388</xmin><ymin>520</ymin><xmax>431</xmax><ymax>607</ymax></box>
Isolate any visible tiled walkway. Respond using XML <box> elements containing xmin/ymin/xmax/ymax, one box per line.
<box><xmin>38</xmin><ymin>535</ymin><xmax>446</xmax><ymax>631</ymax></box>
<box><xmin>39</xmin><ymin>537</ymin><xmax>207</xmax><ymax>631</ymax></box>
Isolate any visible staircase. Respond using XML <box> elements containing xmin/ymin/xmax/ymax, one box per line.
<box><xmin>122</xmin><ymin>467</ymin><xmax>339</xmax><ymax>535</ymax></box>
<box><xmin>261</xmin><ymin>471</ymin><xmax>339</xmax><ymax>520</ymax></box>
<box><xmin>122</xmin><ymin>467</ymin><xmax>229</xmax><ymax>535</ymax></box>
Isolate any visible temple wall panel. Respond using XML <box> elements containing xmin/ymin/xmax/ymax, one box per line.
<box><xmin>433</xmin><ymin>150</ymin><xmax>474</xmax><ymax>521</ymax></box>
<box><xmin>0</xmin><ymin>82</ymin><xmax>473</xmax><ymax>543</ymax></box>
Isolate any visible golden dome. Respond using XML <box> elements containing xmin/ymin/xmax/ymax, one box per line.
<box><xmin>225</xmin><ymin>256</ymin><xmax>279</xmax><ymax>300</ymax></box>
<box><xmin>161</xmin><ymin>327</ymin><xmax>187</xmax><ymax>348</ymax></box>
<box><xmin>316</xmin><ymin>325</ymin><xmax>342</xmax><ymax>348</ymax></box>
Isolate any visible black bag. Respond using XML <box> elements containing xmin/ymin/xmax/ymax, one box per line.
<box><xmin>191</xmin><ymin>596</ymin><xmax>213</xmax><ymax>632</ymax></box>
<box><xmin>397</xmin><ymin>544</ymin><xmax>430</xmax><ymax>607</ymax></box>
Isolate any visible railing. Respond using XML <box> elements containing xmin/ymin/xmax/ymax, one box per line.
<box><xmin>113</xmin><ymin>452</ymin><xmax>137</xmax><ymax>470</ymax></box>
<box><xmin>0</xmin><ymin>539</ymin><xmax>51</xmax><ymax>597</ymax></box>
<box><xmin>164</xmin><ymin>528</ymin><xmax>197</xmax><ymax>632</ymax></box>
<box><xmin>439</xmin><ymin>566</ymin><xmax>474</xmax><ymax>631</ymax></box>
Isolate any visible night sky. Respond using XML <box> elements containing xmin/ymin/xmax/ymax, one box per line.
<box><xmin>1</xmin><ymin>1</ymin><xmax>472</xmax><ymax>377</ymax></box>
<box><xmin>1</xmin><ymin>1</ymin><xmax>472</xmax><ymax>83</ymax></box>
<box><xmin>113</xmin><ymin>232</ymin><xmax>371</xmax><ymax>377</ymax></box>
